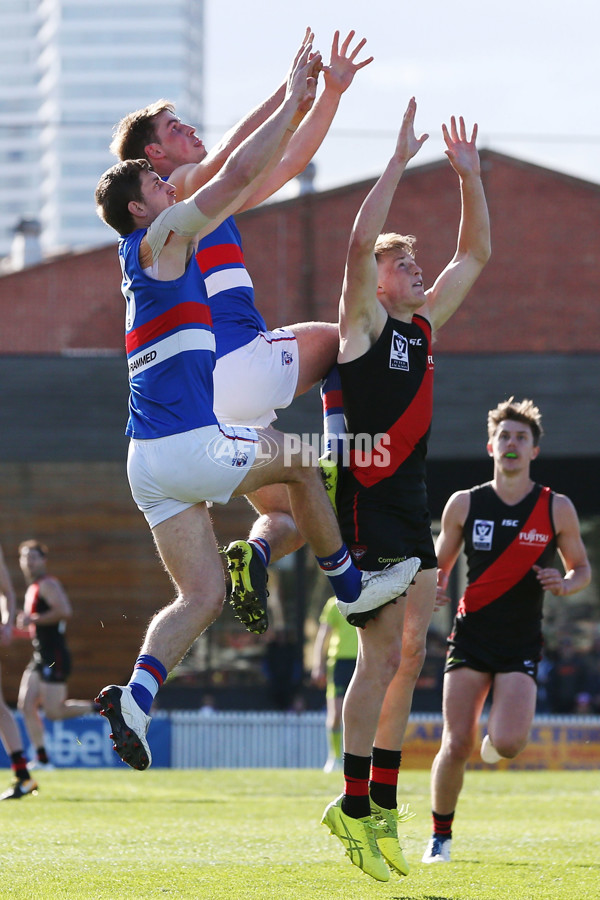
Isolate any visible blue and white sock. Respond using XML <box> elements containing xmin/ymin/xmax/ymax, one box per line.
<box><xmin>248</xmin><ymin>537</ymin><xmax>270</xmax><ymax>568</ymax></box>
<box><xmin>321</xmin><ymin>366</ymin><xmax>346</xmax><ymax>463</ymax></box>
<box><xmin>316</xmin><ymin>545</ymin><xmax>361</xmax><ymax>604</ymax></box>
<box><xmin>128</xmin><ymin>654</ymin><xmax>167</xmax><ymax>714</ymax></box>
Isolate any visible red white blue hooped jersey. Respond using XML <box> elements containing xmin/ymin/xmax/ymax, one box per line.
<box><xmin>195</xmin><ymin>216</ymin><xmax>267</xmax><ymax>358</ymax></box>
<box><xmin>119</xmin><ymin>228</ymin><xmax>217</xmax><ymax>439</ymax></box>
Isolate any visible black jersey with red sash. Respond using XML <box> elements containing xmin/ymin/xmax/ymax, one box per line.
<box><xmin>336</xmin><ymin>314</ymin><xmax>436</xmax><ymax>570</ymax></box>
<box><xmin>25</xmin><ymin>578</ymin><xmax>68</xmax><ymax>664</ymax></box>
<box><xmin>338</xmin><ymin>314</ymin><xmax>434</xmax><ymax>489</ymax></box>
<box><xmin>452</xmin><ymin>482</ymin><xmax>557</xmax><ymax>662</ymax></box>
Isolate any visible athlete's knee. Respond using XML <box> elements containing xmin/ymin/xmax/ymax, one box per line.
<box><xmin>359</xmin><ymin>646</ymin><xmax>401</xmax><ymax>691</ymax></box>
<box><xmin>44</xmin><ymin>703</ymin><xmax>65</xmax><ymax>721</ymax></box>
<box><xmin>169</xmin><ymin>580</ymin><xmax>226</xmax><ymax>630</ymax></box>
<box><xmin>491</xmin><ymin>733</ymin><xmax>528</xmax><ymax>759</ymax></box>
<box><xmin>399</xmin><ymin>640</ymin><xmax>427</xmax><ymax>681</ymax></box>
<box><xmin>188</xmin><ymin>586</ymin><xmax>225</xmax><ymax>624</ymax></box>
<box><xmin>442</xmin><ymin>730</ymin><xmax>475</xmax><ymax>763</ymax></box>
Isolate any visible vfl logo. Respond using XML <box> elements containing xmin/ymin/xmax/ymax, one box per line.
<box><xmin>389</xmin><ymin>331</ymin><xmax>409</xmax><ymax>370</ymax></box>
<box><xmin>472</xmin><ymin>519</ymin><xmax>494</xmax><ymax>551</ymax></box>
<box><xmin>281</xmin><ymin>350</ymin><xmax>293</xmax><ymax>366</ymax></box>
<box><xmin>390</xmin><ymin>331</ymin><xmax>409</xmax><ymax>372</ymax></box>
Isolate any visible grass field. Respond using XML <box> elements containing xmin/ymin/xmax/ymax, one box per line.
<box><xmin>1</xmin><ymin>768</ymin><xmax>597</xmax><ymax>900</ymax></box>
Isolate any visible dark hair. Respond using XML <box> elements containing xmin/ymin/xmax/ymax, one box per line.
<box><xmin>19</xmin><ymin>539</ymin><xmax>48</xmax><ymax>557</ymax></box>
<box><xmin>95</xmin><ymin>159</ymin><xmax>153</xmax><ymax>235</ymax></box>
<box><xmin>487</xmin><ymin>397</ymin><xmax>543</xmax><ymax>446</ymax></box>
<box><xmin>110</xmin><ymin>100</ymin><xmax>175</xmax><ymax>161</ymax></box>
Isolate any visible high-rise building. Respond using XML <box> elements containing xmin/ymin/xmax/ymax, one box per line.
<box><xmin>0</xmin><ymin>1</ymin><xmax>41</xmax><ymax>259</ymax></box>
<box><xmin>0</xmin><ymin>0</ymin><xmax>204</xmax><ymax>258</ymax></box>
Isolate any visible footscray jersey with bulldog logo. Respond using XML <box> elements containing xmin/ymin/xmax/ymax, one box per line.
<box><xmin>452</xmin><ymin>482</ymin><xmax>557</xmax><ymax>660</ymax></box>
<box><xmin>337</xmin><ymin>314</ymin><xmax>434</xmax><ymax>490</ymax></box>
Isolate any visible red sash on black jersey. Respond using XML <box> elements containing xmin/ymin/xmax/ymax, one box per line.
<box><xmin>25</xmin><ymin>581</ymin><xmax>41</xmax><ymax>639</ymax></box>
<box><xmin>349</xmin><ymin>318</ymin><xmax>433</xmax><ymax>488</ymax></box>
<box><xmin>458</xmin><ymin>486</ymin><xmax>553</xmax><ymax>614</ymax></box>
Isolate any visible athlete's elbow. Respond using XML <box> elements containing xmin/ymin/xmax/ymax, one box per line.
<box><xmin>474</xmin><ymin>240</ymin><xmax>491</xmax><ymax>267</ymax></box>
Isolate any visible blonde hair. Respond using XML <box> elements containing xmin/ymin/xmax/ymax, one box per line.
<box><xmin>110</xmin><ymin>100</ymin><xmax>175</xmax><ymax>162</ymax></box>
<box><xmin>487</xmin><ymin>397</ymin><xmax>543</xmax><ymax>445</ymax></box>
<box><xmin>374</xmin><ymin>232</ymin><xmax>417</xmax><ymax>261</ymax></box>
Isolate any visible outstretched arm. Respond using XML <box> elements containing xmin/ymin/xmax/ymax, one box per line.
<box><xmin>143</xmin><ymin>43</ymin><xmax>317</xmax><ymax>277</ymax></box>
<box><xmin>338</xmin><ymin>97</ymin><xmax>428</xmax><ymax>362</ymax></box>
<box><xmin>237</xmin><ymin>30</ymin><xmax>373</xmax><ymax>211</ymax></box>
<box><xmin>421</xmin><ymin>116</ymin><xmax>491</xmax><ymax>332</ymax></box>
<box><xmin>173</xmin><ymin>30</ymin><xmax>313</xmax><ymax>200</ymax></box>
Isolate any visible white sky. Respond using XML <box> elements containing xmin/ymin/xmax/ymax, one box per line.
<box><xmin>203</xmin><ymin>0</ymin><xmax>600</xmax><ymax>195</ymax></box>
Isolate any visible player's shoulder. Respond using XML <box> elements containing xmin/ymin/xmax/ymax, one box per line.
<box><xmin>442</xmin><ymin>489</ymin><xmax>472</xmax><ymax>525</ymax></box>
<box><xmin>446</xmin><ymin>488</ymin><xmax>472</xmax><ymax>508</ymax></box>
<box><xmin>550</xmin><ymin>490</ymin><xmax>579</xmax><ymax>523</ymax></box>
<box><xmin>39</xmin><ymin>574</ymin><xmax>63</xmax><ymax>593</ymax></box>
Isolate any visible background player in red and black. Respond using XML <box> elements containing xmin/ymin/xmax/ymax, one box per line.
<box><xmin>423</xmin><ymin>398</ymin><xmax>591</xmax><ymax>864</ymax></box>
<box><xmin>321</xmin><ymin>97</ymin><xmax>491</xmax><ymax>881</ymax></box>
<box><xmin>16</xmin><ymin>540</ymin><xmax>97</xmax><ymax>769</ymax></box>
<box><xmin>0</xmin><ymin>541</ymin><xmax>37</xmax><ymax>800</ymax></box>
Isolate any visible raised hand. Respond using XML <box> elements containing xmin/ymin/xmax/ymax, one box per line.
<box><xmin>288</xmin><ymin>27</ymin><xmax>315</xmax><ymax>78</ymax></box>
<box><xmin>394</xmin><ymin>97</ymin><xmax>429</xmax><ymax>164</ymax></box>
<box><xmin>442</xmin><ymin>116</ymin><xmax>481</xmax><ymax>177</ymax></box>
<box><xmin>286</xmin><ymin>40</ymin><xmax>322</xmax><ymax>112</ymax></box>
<box><xmin>323</xmin><ymin>29</ymin><xmax>374</xmax><ymax>95</ymax></box>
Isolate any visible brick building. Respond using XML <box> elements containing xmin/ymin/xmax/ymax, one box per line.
<box><xmin>1</xmin><ymin>150</ymin><xmax>598</xmax><ymax>706</ymax></box>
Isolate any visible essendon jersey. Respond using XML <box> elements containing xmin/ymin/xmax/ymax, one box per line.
<box><xmin>338</xmin><ymin>314</ymin><xmax>434</xmax><ymax>489</ymax></box>
<box><xmin>24</xmin><ymin>579</ymin><xmax>67</xmax><ymax>661</ymax></box>
<box><xmin>453</xmin><ymin>482</ymin><xmax>557</xmax><ymax>661</ymax></box>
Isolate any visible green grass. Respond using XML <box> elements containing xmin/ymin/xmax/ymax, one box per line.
<box><xmin>1</xmin><ymin>768</ymin><xmax>597</xmax><ymax>899</ymax></box>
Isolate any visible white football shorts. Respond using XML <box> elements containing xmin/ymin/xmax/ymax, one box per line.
<box><xmin>127</xmin><ymin>423</ymin><xmax>259</xmax><ymax>528</ymax></box>
<box><xmin>213</xmin><ymin>328</ymin><xmax>299</xmax><ymax>428</ymax></box>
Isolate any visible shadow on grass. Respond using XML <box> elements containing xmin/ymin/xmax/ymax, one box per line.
<box><xmin>57</xmin><ymin>797</ymin><xmax>220</xmax><ymax>805</ymax></box>
<box><xmin>387</xmin><ymin>895</ymin><xmax>455</xmax><ymax>900</ymax></box>
<box><xmin>460</xmin><ymin>859</ymin><xmax>600</xmax><ymax>870</ymax></box>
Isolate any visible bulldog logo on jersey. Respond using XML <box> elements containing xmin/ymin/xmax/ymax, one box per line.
<box><xmin>473</xmin><ymin>519</ymin><xmax>494</xmax><ymax>551</ymax></box>
<box><xmin>389</xmin><ymin>331</ymin><xmax>409</xmax><ymax>370</ymax></box>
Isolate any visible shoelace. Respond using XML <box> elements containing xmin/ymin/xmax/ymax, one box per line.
<box><xmin>397</xmin><ymin>803</ymin><xmax>417</xmax><ymax>823</ymax></box>
<box><xmin>431</xmin><ymin>836</ymin><xmax>447</xmax><ymax>856</ymax></box>
<box><xmin>365</xmin><ymin>817</ymin><xmax>387</xmax><ymax>852</ymax></box>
